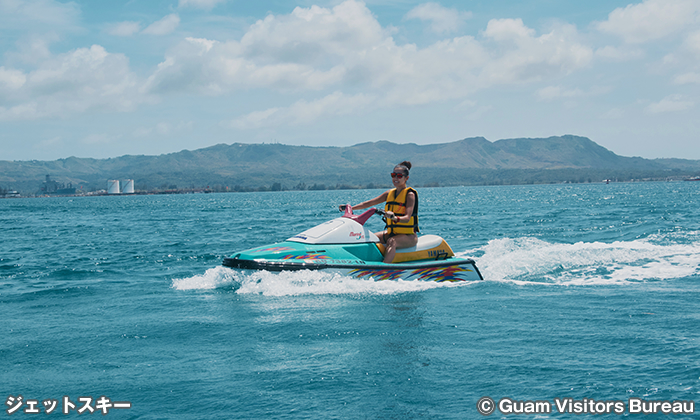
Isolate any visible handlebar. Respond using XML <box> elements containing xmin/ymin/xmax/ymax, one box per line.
<box><xmin>338</xmin><ymin>204</ymin><xmax>387</xmax><ymax>226</ymax></box>
<box><xmin>339</xmin><ymin>204</ymin><xmax>386</xmax><ymax>216</ymax></box>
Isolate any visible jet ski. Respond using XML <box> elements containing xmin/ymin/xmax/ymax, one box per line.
<box><xmin>222</xmin><ymin>205</ymin><xmax>483</xmax><ymax>282</ymax></box>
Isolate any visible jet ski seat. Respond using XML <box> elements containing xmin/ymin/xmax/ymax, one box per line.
<box><xmin>376</xmin><ymin>234</ymin><xmax>455</xmax><ymax>263</ymax></box>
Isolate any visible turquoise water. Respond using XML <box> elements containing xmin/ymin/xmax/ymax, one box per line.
<box><xmin>1</xmin><ymin>183</ymin><xmax>699</xmax><ymax>419</ymax></box>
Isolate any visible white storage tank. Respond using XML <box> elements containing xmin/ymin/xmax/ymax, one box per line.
<box><xmin>107</xmin><ymin>180</ymin><xmax>120</xmax><ymax>194</ymax></box>
<box><xmin>122</xmin><ymin>179</ymin><xmax>135</xmax><ymax>194</ymax></box>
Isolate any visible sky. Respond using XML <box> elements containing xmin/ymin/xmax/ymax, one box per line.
<box><xmin>1</xmin><ymin>0</ymin><xmax>700</xmax><ymax>161</ymax></box>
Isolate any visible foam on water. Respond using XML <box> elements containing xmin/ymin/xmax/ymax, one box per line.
<box><xmin>174</xmin><ymin>233</ymin><xmax>700</xmax><ymax>293</ymax></box>
<box><xmin>172</xmin><ymin>266</ymin><xmax>471</xmax><ymax>295</ymax></box>
<box><xmin>172</xmin><ymin>266</ymin><xmax>239</xmax><ymax>290</ymax></box>
<box><xmin>469</xmin><ymin>235</ymin><xmax>700</xmax><ymax>285</ymax></box>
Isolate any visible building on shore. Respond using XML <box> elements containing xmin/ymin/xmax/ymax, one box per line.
<box><xmin>107</xmin><ymin>179</ymin><xmax>135</xmax><ymax>194</ymax></box>
<box><xmin>42</xmin><ymin>175</ymin><xmax>76</xmax><ymax>195</ymax></box>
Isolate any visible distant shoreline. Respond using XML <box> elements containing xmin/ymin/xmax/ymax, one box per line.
<box><xmin>4</xmin><ymin>177</ymin><xmax>700</xmax><ymax>199</ymax></box>
<box><xmin>3</xmin><ymin>137</ymin><xmax>700</xmax><ymax>196</ymax></box>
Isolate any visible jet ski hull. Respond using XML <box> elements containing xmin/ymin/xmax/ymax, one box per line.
<box><xmin>223</xmin><ymin>257</ymin><xmax>482</xmax><ymax>282</ymax></box>
<box><xmin>222</xmin><ymin>208</ymin><xmax>483</xmax><ymax>282</ymax></box>
<box><xmin>222</xmin><ymin>241</ymin><xmax>483</xmax><ymax>282</ymax></box>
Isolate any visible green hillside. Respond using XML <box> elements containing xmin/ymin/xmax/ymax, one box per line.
<box><xmin>2</xmin><ymin>135</ymin><xmax>700</xmax><ymax>195</ymax></box>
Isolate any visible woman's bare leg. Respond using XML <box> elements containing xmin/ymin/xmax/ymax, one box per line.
<box><xmin>383</xmin><ymin>234</ymin><xmax>418</xmax><ymax>263</ymax></box>
<box><xmin>375</xmin><ymin>231</ymin><xmax>386</xmax><ymax>244</ymax></box>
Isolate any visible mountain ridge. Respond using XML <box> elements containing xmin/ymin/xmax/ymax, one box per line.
<box><xmin>2</xmin><ymin>135</ymin><xmax>699</xmax><ymax>194</ymax></box>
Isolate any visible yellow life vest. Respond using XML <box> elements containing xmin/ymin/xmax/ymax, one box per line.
<box><xmin>385</xmin><ymin>187</ymin><xmax>419</xmax><ymax>235</ymax></box>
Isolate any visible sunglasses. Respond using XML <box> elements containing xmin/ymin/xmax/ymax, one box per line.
<box><xmin>390</xmin><ymin>172</ymin><xmax>406</xmax><ymax>179</ymax></box>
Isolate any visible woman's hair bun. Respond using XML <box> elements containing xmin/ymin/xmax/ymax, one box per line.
<box><xmin>398</xmin><ymin>161</ymin><xmax>412</xmax><ymax>170</ymax></box>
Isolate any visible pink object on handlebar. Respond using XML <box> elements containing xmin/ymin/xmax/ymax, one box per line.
<box><xmin>341</xmin><ymin>205</ymin><xmax>378</xmax><ymax>226</ymax></box>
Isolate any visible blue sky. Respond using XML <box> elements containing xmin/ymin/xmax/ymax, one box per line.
<box><xmin>2</xmin><ymin>0</ymin><xmax>700</xmax><ymax>161</ymax></box>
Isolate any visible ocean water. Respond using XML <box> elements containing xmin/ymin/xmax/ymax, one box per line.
<box><xmin>1</xmin><ymin>183</ymin><xmax>699</xmax><ymax>419</ymax></box>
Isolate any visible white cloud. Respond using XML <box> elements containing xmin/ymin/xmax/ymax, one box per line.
<box><xmin>145</xmin><ymin>0</ymin><xmax>592</xmax><ymax>113</ymax></box>
<box><xmin>0</xmin><ymin>0</ymin><xmax>81</xmax><ymax>67</ymax></box>
<box><xmin>143</xmin><ymin>36</ymin><xmax>348</xmax><ymax>95</ymax></box>
<box><xmin>0</xmin><ymin>0</ymin><xmax>81</xmax><ymax>31</ymax></box>
<box><xmin>0</xmin><ymin>66</ymin><xmax>27</xmax><ymax>91</ymax></box>
<box><xmin>601</xmin><ymin>108</ymin><xmax>625</xmax><ymax>119</ymax></box>
<box><xmin>178</xmin><ymin>0</ymin><xmax>225</xmax><ymax>10</ymax></box>
<box><xmin>483</xmin><ymin>18</ymin><xmax>536</xmax><ymax>42</ymax></box>
<box><xmin>8</xmin><ymin>36</ymin><xmax>56</xmax><ymax>66</ymax></box>
<box><xmin>536</xmin><ymin>85</ymin><xmax>610</xmax><ymax>101</ymax></box>
<box><xmin>536</xmin><ymin>86</ymin><xmax>585</xmax><ymax>101</ymax></box>
<box><xmin>596</xmin><ymin>0</ymin><xmax>700</xmax><ymax>43</ymax></box>
<box><xmin>674</xmin><ymin>72</ymin><xmax>700</xmax><ymax>83</ymax></box>
<box><xmin>82</xmin><ymin>133</ymin><xmax>119</xmax><ymax>145</ymax></box>
<box><xmin>239</xmin><ymin>1</ymin><xmax>388</xmax><ymax>64</ymax></box>
<box><xmin>463</xmin><ymin>104</ymin><xmax>493</xmax><ymax>121</ymax></box>
<box><xmin>0</xmin><ymin>102</ymin><xmax>38</xmax><ymax>120</ymax></box>
<box><xmin>0</xmin><ymin>0</ymin><xmax>605</xmax><ymax>130</ymax></box>
<box><xmin>134</xmin><ymin>121</ymin><xmax>194</xmax><ymax>136</ymax></box>
<box><xmin>106</xmin><ymin>21</ymin><xmax>141</xmax><ymax>37</ymax></box>
<box><xmin>33</xmin><ymin>136</ymin><xmax>63</xmax><ymax>150</ymax></box>
<box><xmin>228</xmin><ymin>91</ymin><xmax>375</xmax><ymax>129</ymax></box>
<box><xmin>0</xmin><ymin>45</ymin><xmax>143</xmax><ymax>121</ymax></box>
<box><xmin>645</xmin><ymin>94</ymin><xmax>694</xmax><ymax>113</ymax></box>
<box><xmin>404</xmin><ymin>2</ymin><xmax>472</xmax><ymax>34</ymax></box>
<box><xmin>228</xmin><ymin>107</ymin><xmax>281</xmax><ymax>130</ymax></box>
<box><xmin>480</xmin><ymin>20</ymin><xmax>593</xmax><ymax>85</ymax></box>
<box><xmin>143</xmin><ymin>14</ymin><xmax>180</xmax><ymax>36</ymax></box>
<box><xmin>595</xmin><ymin>45</ymin><xmax>645</xmax><ymax>61</ymax></box>
<box><xmin>683</xmin><ymin>29</ymin><xmax>700</xmax><ymax>54</ymax></box>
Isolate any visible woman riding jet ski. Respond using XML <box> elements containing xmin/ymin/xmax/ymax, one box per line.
<box><xmin>341</xmin><ymin>161</ymin><xmax>419</xmax><ymax>264</ymax></box>
<box><xmin>222</xmin><ymin>162</ymin><xmax>483</xmax><ymax>282</ymax></box>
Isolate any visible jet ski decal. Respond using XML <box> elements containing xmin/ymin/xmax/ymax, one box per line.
<box><xmin>413</xmin><ymin>266</ymin><xmax>475</xmax><ymax>282</ymax></box>
<box><xmin>349</xmin><ymin>268</ymin><xmax>407</xmax><ymax>281</ymax></box>
<box><xmin>252</xmin><ymin>246</ymin><xmax>295</xmax><ymax>253</ymax></box>
<box><xmin>281</xmin><ymin>253</ymin><xmax>331</xmax><ymax>261</ymax></box>
<box><xmin>349</xmin><ymin>265</ymin><xmax>475</xmax><ymax>282</ymax></box>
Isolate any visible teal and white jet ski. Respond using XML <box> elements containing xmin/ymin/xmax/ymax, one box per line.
<box><xmin>222</xmin><ymin>206</ymin><xmax>483</xmax><ymax>282</ymax></box>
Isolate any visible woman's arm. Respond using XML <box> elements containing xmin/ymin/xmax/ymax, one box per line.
<box><xmin>350</xmin><ymin>191</ymin><xmax>389</xmax><ymax>210</ymax></box>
